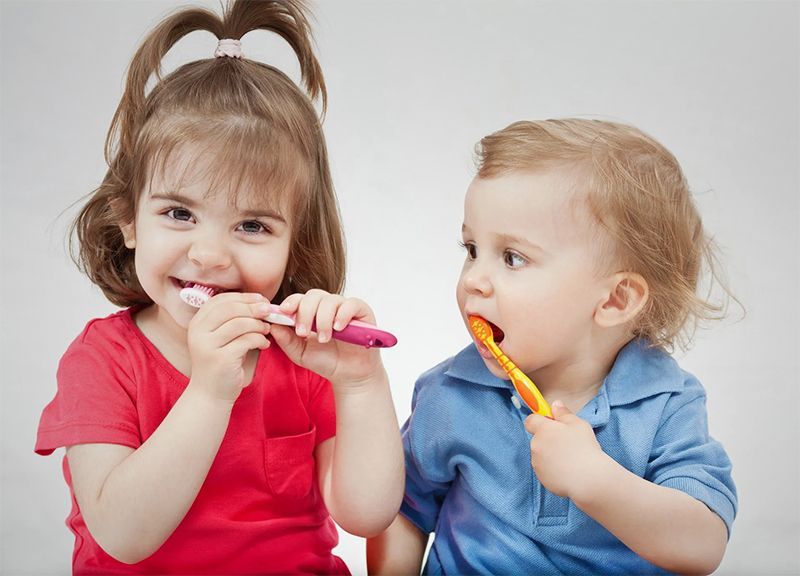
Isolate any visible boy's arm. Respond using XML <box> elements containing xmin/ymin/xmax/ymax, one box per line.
<box><xmin>313</xmin><ymin>366</ymin><xmax>405</xmax><ymax>537</ymax></box>
<box><xmin>526</xmin><ymin>403</ymin><xmax>729</xmax><ymax>574</ymax></box>
<box><xmin>367</xmin><ymin>513</ymin><xmax>429</xmax><ymax>575</ymax></box>
<box><xmin>573</xmin><ymin>456</ymin><xmax>728</xmax><ymax>574</ymax></box>
<box><xmin>66</xmin><ymin>386</ymin><xmax>234</xmax><ymax>564</ymax></box>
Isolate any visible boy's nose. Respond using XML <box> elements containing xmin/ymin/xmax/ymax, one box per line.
<box><xmin>460</xmin><ymin>262</ymin><xmax>493</xmax><ymax>296</ymax></box>
<box><xmin>187</xmin><ymin>233</ymin><xmax>232</xmax><ymax>270</ymax></box>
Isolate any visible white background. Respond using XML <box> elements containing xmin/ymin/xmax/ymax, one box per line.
<box><xmin>1</xmin><ymin>1</ymin><xmax>798</xmax><ymax>574</ymax></box>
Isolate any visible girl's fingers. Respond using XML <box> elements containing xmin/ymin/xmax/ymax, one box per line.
<box><xmin>208</xmin><ymin>317</ymin><xmax>271</xmax><ymax>348</ymax></box>
<box><xmin>193</xmin><ymin>293</ymin><xmax>271</xmax><ymax>331</ymax></box>
<box><xmin>276</xmin><ymin>290</ymin><xmax>377</xmax><ymax>344</ymax></box>
<box><xmin>225</xmin><ymin>332</ymin><xmax>271</xmax><ymax>360</ymax></box>
<box><xmin>332</xmin><ymin>297</ymin><xmax>373</xmax><ymax>330</ymax></box>
<box><xmin>314</xmin><ymin>294</ymin><xmax>343</xmax><ymax>343</ymax></box>
<box><xmin>293</xmin><ymin>289</ymin><xmax>327</xmax><ymax>337</ymax></box>
<box><xmin>277</xmin><ymin>292</ymin><xmax>303</xmax><ymax>314</ymax></box>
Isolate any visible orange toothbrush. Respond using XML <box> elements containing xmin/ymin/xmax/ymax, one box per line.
<box><xmin>469</xmin><ymin>315</ymin><xmax>553</xmax><ymax>418</ymax></box>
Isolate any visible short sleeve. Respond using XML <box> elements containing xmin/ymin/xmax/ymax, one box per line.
<box><xmin>399</xmin><ymin>378</ymin><xmax>454</xmax><ymax>534</ymax></box>
<box><xmin>646</xmin><ymin>380</ymin><xmax>738</xmax><ymax>536</ymax></box>
<box><xmin>35</xmin><ymin>331</ymin><xmax>141</xmax><ymax>455</ymax></box>
<box><xmin>306</xmin><ymin>372</ymin><xmax>336</xmax><ymax>446</ymax></box>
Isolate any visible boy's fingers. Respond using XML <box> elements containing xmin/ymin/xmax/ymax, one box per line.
<box><xmin>524</xmin><ymin>413</ymin><xmax>549</xmax><ymax>434</ymax></box>
<box><xmin>551</xmin><ymin>401</ymin><xmax>582</xmax><ymax>425</ymax></box>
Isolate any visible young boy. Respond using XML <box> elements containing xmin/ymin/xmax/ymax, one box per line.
<box><xmin>368</xmin><ymin>119</ymin><xmax>736</xmax><ymax>575</ymax></box>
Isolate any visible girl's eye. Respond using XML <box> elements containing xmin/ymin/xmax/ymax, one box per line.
<box><xmin>238</xmin><ymin>220</ymin><xmax>269</xmax><ymax>235</ymax></box>
<box><xmin>504</xmin><ymin>250</ymin><xmax>526</xmax><ymax>268</ymax></box>
<box><xmin>167</xmin><ymin>207</ymin><xmax>193</xmax><ymax>222</ymax></box>
<box><xmin>459</xmin><ymin>240</ymin><xmax>477</xmax><ymax>260</ymax></box>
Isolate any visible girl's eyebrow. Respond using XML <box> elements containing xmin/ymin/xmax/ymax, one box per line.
<box><xmin>149</xmin><ymin>192</ymin><xmax>286</xmax><ymax>223</ymax></box>
<box><xmin>150</xmin><ymin>192</ymin><xmax>198</xmax><ymax>207</ymax></box>
<box><xmin>238</xmin><ymin>207</ymin><xmax>287</xmax><ymax>223</ymax></box>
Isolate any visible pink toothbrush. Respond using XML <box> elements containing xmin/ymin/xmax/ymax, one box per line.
<box><xmin>179</xmin><ymin>284</ymin><xmax>397</xmax><ymax>349</ymax></box>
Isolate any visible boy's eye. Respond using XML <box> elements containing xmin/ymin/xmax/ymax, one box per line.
<box><xmin>459</xmin><ymin>241</ymin><xmax>477</xmax><ymax>260</ymax></box>
<box><xmin>238</xmin><ymin>220</ymin><xmax>268</xmax><ymax>234</ymax></box>
<box><xmin>167</xmin><ymin>207</ymin><xmax>193</xmax><ymax>222</ymax></box>
<box><xmin>504</xmin><ymin>250</ymin><xmax>526</xmax><ymax>268</ymax></box>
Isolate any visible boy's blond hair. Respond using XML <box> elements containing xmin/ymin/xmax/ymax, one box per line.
<box><xmin>476</xmin><ymin>119</ymin><xmax>727</xmax><ymax>350</ymax></box>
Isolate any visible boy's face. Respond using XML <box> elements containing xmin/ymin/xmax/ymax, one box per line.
<box><xmin>456</xmin><ymin>169</ymin><xmax>614</xmax><ymax>381</ymax></box>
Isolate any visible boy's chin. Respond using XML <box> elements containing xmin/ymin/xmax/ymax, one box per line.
<box><xmin>482</xmin><ymin>358</ymin><xmax>509</xmax><ymax>381</ymax></box>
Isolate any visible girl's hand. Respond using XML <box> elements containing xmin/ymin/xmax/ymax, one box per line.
<box><xmin>186</xmin><ymin>292</ymin><xmax>272</xmax><ymax>403</ymax></box>
<box><xmin>523</xmin><ymin>401</ymin><xmax>609</xmax><ymax>500</ymax></box>
<box><xmin>269</xmin><ymin>289</ymin><xmax>383</xmax><ymax>388</ymax></box>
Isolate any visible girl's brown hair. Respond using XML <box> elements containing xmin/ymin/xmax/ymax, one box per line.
<box><xmin>476</xmin><ymin>119</ymin><xmax>731</xmax><ymax>351</ymax></box>
<box><xmin>71</xmin><ymin>0</ymin><xmax>345</xmax><ymax>307</ymax></box>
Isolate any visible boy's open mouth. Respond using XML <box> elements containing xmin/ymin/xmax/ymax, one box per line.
<box><xmin>486</xmin><ymin>319</ymin><xmax>505</xmax><ymax>344</ymax></box>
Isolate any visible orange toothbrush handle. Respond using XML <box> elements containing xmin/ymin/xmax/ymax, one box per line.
<box><xmin>486</xmin><ymin>341</ymin><xmax>552</xmax><ymax>418</ymax></box>
<box><xmin>509</xmin><ymin>368</ymin><xmax>553</xmax><ymax>418</ymax></box>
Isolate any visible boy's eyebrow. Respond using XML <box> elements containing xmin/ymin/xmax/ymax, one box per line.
<box><xmin>462</xmin><ymin>224</ymin><xmax>546</xmax><ymax>253</ymax></box>
<box><xmin>149</xmin><ymin>192</ymin><xmax>287</xmax><ymax>223</ymax></box>
<box><xmin>498</xmin><ymin>233</ymin><xmax>546</xmax><ymax>253</ymax></box>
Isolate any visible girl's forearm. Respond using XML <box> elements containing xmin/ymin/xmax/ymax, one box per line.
<box><xmin>573</xmin><ymin>455</ymin><xmax>728</xmax><ymax>574</ymax></box>
<box><xmin>83</xmin><ymin>384</ymin><xmax>233</xmax><ymax>563</ymax></box>
<box><xmin>327</xmin><ymin>368</ymin><xmax>404</xmax><ymax>536</ymax></box>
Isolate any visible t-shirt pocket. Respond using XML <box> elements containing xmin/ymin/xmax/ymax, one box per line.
<box><xmin>264</xmin><ymin>426</ymin><xmax>316</xmax><ymax>499</ymax></box>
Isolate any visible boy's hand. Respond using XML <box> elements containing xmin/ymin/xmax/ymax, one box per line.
<box><xmin>524</xmin><ymin>401</ymin><xmax>609</xmax><ymax>500</ymax></box>
<box><xmin>269</xmin><ymin>289</ymin><xmax>383</xmax><ymax>388</ymax></box>
<box><xmin>186</xmin><ymin>292</ymin><xmax>272</xmax><ymax>403</ymax></box>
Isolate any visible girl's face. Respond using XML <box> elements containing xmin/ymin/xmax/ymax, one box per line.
<box><xmin>121</xmin><ymin>153</ymin><xmax>293</xmax><ymax>333</ymax></box>
<box><xmin>456</xmin><ymin>169</ymin><xmax>614</xmax><ymax>384</ymax></box>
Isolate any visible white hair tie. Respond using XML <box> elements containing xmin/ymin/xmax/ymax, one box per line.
<box><xmin>214</xmin><ymin>38</ymin><xmax>243</xmax><ymax>59</ymax></box>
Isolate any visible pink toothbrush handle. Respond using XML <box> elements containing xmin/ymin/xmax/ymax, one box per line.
<box><xmin>312</xmin><ymin>318</ymin><xmax>397</xmax><ymax>348</ymax></box>
<box><xmin>266</xmin><ymin>304</ymin><xmax>397</xmax><ymax>348</ymax></box>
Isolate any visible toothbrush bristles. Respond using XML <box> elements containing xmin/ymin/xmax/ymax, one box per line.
<box><xmin>179</xmin><ymin>285</ymin><xmax>214</xmax><ymax>308</ymax></box>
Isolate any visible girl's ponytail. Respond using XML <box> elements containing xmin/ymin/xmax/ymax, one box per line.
<box><xmin>223</xmin><ymin>0</ymin><xmax>326</xmax><ymax>111</ymax></box>
<box><xmin>109</xmin><ymin>0</ymin><xmax>325</xmax><ymax>164</ymax></box>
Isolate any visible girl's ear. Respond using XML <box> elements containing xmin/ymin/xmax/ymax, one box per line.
<box><xmin>594</xmin><ymin>272</ymin><xmax>649</xmax><ymax>328</ymax></box>
<box><xmin>120</xmin><ymin>221</ymin><xmax>136</xmax><ymax>249</ymax></box>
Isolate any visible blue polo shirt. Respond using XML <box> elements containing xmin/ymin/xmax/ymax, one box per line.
<box><xmin>400</xmin><ymin>339</ymin><xmax>737</xmax><ymax>575</ymax></box>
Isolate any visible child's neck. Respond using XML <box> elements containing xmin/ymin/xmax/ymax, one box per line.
<box><xmin>134</xmin><ymin>305</ymin><xmax>192</xmax><ymax>375</ymax></box>
<box><xmin>533</xmin><ymin>336</ymin><xmax>631</xmax><ymax>415</ymax></box>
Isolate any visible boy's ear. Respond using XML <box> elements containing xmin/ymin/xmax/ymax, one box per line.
<box><xmin>120</xmin><ymin>221</ymin><xmax>136</xmax><ymax>249</ymax></box>
<box><xmin>594</xmin><ymin>272</ymin><xmax>649</xmax><ymax>328</ymax></box>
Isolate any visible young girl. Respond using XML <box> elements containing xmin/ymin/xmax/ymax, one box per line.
<box><xmin>35</xmin><ymin>1</ymin><xmax>403</xmax><ymax>573</ymax></box>
<box><xmin>368</xmin><ymin>119</ymin><xmax>737</xmax><ymax>575</ymax></box>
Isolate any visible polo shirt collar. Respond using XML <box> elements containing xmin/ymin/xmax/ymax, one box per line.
<box><xmin>444</xmin><ymin>345</ymin><xmax>512</xmax><ymax>391</ymax></box>
<box><xmin>603</xmin><ymin>338</ymin><xmax>685</xmax><ymax>406</ymax></box>
<box><xmin>443</xmin><ymin>339</ymin><xmax>684</xmax><ymax>425</ymax></box>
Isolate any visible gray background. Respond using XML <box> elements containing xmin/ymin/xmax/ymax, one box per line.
<box><xmin>2</xmin><ymin>1</ymin><xmax>798</xmax><ymax>574</ymax></box>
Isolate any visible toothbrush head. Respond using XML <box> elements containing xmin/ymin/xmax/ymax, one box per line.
<box><xmin>469</xmin><ymin>315</ymin><xmax>494</xmax><ymax>344</ymax></box>
<box><xmin>179</xmin><ymin>283</ymin><xmax>216</xmax><ymax>308</ymax></box>
<box><xmin>468</xmin><ymin>314</ymin><xmax>553</xmax><ymax>418</ymax></box>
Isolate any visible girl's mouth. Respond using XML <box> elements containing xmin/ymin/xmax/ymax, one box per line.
<box><xmin>173</xmin><ymin>278</ymin><xmax>234</xmax><ymax>297</ymax></box>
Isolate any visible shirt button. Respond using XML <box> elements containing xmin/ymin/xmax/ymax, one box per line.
<box><xmin>511</xmin><ymin>395</ymin><xmax>522</xmax><ymax>410</ymax></box>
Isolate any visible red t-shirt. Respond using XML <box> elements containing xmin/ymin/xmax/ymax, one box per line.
<box><xmin>36</xmin><ymin>308</ymin><xmax>348</xmax><ymax>575</ymax></box>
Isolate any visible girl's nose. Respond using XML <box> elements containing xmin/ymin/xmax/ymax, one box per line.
<box><xmin>187</xmin><ymin>232</ymin><xmax>232</xmax><ymax>270</ymax></box>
